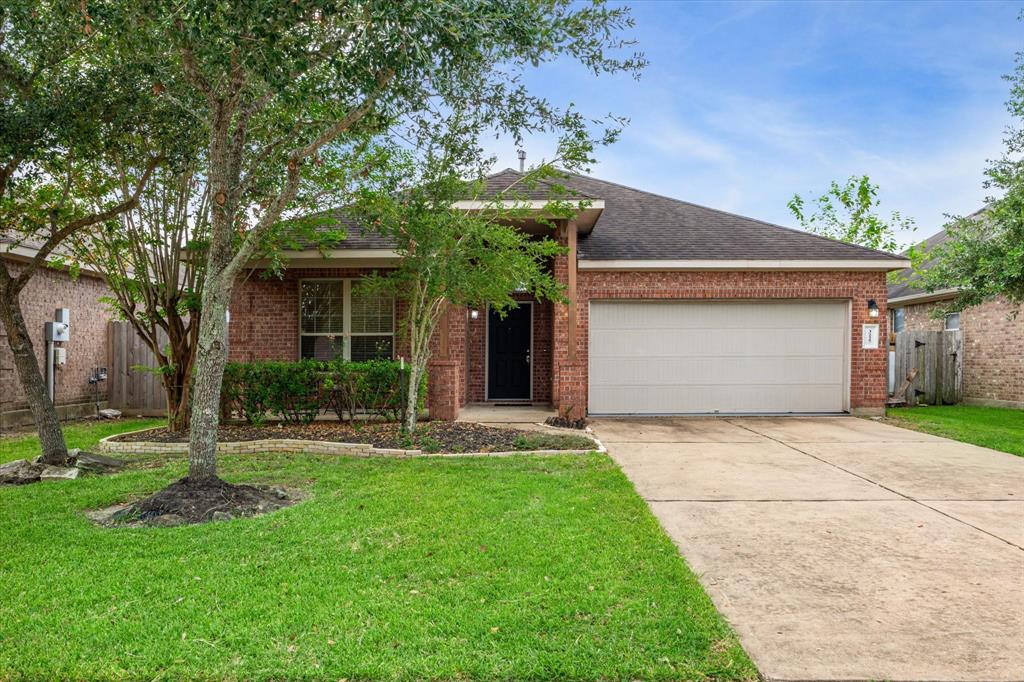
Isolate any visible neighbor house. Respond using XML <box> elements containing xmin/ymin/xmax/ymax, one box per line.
<box><xmin>227</xmin><ymin>169</ymin><xmax>909</xmax><ymax>420</ymax></box>
<box><xmin>888</xmin><ymin>228</ymin><xmax>1024</xmax><ymax>408</ymax></box>
<box><xmin>0</xmin><ymin>239</ymin><xmax>112</xmax><ymax>429</ymax></box>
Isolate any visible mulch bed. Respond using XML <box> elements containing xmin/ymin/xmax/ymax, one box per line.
<box><xmin>111</xmin><ymin>421</ymin><xmax>585</xmax><ymax>453</ymax></box>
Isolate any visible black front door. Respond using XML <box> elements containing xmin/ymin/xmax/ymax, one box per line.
<box><xmin>487</xmin><ymin>304</ymin><xmax>531</xmax><ymax>400</ymax></box>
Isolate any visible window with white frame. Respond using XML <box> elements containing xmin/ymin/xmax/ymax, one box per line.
<box><xmin>299</xmin><ymin>279</ymin><xmax>394</xmax><ymax>361</ymax></box>
<box><xmin>944</xmin><ymin>312</ymin><xmax>961</xmax><ymax>331</ymax></box>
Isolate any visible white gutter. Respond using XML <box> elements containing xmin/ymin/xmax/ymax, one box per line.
<box><xmin>578</xmin><ymin>258</ymin><xmax>912</xmax><ymax>272</ymax></box>
<box><xmin>887</xmin><ymin>287</ymin><xmax>959</xmax><ymax>306</ymax></box>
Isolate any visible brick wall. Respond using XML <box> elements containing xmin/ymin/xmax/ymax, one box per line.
<box><xmin>0</xmin><ymin>259</ymin><xmax>112</xmax><ymax>418</ymax></box>
<box><xmin>898</xmin><ymin>296</ymin><xmax>1023</xmax><ymax>407</ymax></box>
<box><xmin>551</xmin><ymin>269</ymin><xmax>890</xmax><ymax>418</ymax></box>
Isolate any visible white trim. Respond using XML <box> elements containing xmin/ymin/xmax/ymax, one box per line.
<box><xmin>578</xmin><ymin>258</ymin><xmax>911</xmax><ymax>272</ymax></box>
<box><xmin>887</xmin><ymin>288</ymin><xmax>959</xmax><ymax>306</ymax></box>
<box><xmin>452</xmin><ymin>199</ymin><xmax>603</xmax><ymax>211</ymax></box>
<box><xmin>484</xmin><ymin>302</ymin><xmax>534</xmax><ymax>401</ymax></box>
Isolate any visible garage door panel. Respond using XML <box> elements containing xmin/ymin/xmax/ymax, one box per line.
<box><xmin>591</xmin><ymin>328</ymin><xmax>846</xmax><ymax>357</ymax></box>
<box><xmin>590</xmin><ymin>356</ymin><xmax>845</xmax><ymax>386</ymax></box>
<box><xmin>589</xmin><ymin>301</ymin><xmax>847</xmax><ymax>414</ymax></box>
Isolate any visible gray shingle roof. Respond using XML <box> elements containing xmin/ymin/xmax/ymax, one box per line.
<box><xmin>304</xmin><ymin>169</ymin><xmax>907</xmax><ymax>263</ymax></box>
<box><xmin>887</xmin><ymin>229</ymin><xmax>953</xmax><ymax>301</ymax></box>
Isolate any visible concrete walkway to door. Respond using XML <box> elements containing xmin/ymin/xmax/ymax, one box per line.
<box><xmin>591</xmin><ymin>416</ymin><xmax>1024</xmax><ymax>682</ymax></box>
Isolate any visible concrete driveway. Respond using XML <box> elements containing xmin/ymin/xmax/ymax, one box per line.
<box><xmin>591</xmin><ymin>416</ymin><xmax>1024</xmax><ymax>682</ymax></box>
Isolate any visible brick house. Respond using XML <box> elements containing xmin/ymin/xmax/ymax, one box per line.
<box><xmin>228</xmin><ymin>169</ymin><xmax>909</xmax><ymax>419</ymax></box>
<box><xmin>888</xmin><ymin>228</ymin><xmax>1023</xmax><ymax>408</ymax></box>
<box><xmin>0</xmin><ymin>241</ymin><xmax>112</xmax><ymax>429</ymax></box>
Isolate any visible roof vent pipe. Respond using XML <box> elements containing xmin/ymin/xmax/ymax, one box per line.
<box><xmin>517</xmin><ymin>149</ymin><xmax>526</xmax><ymax>172</ymax></box>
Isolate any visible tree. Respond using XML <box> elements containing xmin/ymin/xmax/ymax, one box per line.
<box><xmin>123</xmin><ymin>0</ymin><xmax>644</xmax><ymax>483</ymax></box>
<box><xmin>787</xmin><ymin>175</ymin><xmax>915</xmax><ymax>254</ymax></box>
<box><xmin>67</xmin><ymin>164</ymin><xmax>210</xmax><ymax>433</ymax></box>
<box><xmin>353</xmin><ymin>143</ymin><xmax>581</xmax><ymax>432</ymax></box>
<box><xmin>1</xmin><ymin>3</ymin><xmax>171</xmax><ymax>464</ymax></box>
<box><xmin>922</xmin><ymin>49</ymin><xmax>1024</xmax><ymax>310</ymax></box>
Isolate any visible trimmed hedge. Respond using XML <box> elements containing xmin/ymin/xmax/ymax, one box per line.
<box><xmin>220</xmin><ymin>359</ymin><xmax>426</xmax><ymax>425</ymax></box>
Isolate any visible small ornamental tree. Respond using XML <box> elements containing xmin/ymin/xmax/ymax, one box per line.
<box><xmin>68</xmin><ymin>163</ymin><xmax>210</xmax><ymax>433</ymax></box>
<box><xmin>1</xmin><ymin>3</ymin><xmax>175</xmax><ymax>464</ymax></box>
<box><xmin>788</xmin><ymin>175</ymin><xmax>916</xmax><ymax>254</ymax></box>
<box><xmin>122</xmin><ymin>0</ymin><xmax>644</xmax><ymax>484</ymax></box>
<box><xmin>353</xmin><ymin>144</ymin><xmax>590</xmax><ymax>432</ymax></box>
<box><xmin>923</xmin><ymin>47</ymin><xmax>1024</xmax><ymax>311</ymax></box>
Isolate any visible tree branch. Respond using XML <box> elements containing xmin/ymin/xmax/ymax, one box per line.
<box><xmin>12</xmin><ymin>155</ymin><xmax>163</xmax><ymax>294</ymax></box>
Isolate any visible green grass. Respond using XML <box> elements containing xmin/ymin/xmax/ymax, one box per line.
<box><xmin>0</xmin><ymin>423</ymin><xmax>754</xmax><ymax>681</ymax></box>
<box><xmin>0</xmin><ymin>417</ymin><xmax>164</xmax><ymax>464</ymax></box>
<box><xmin>885</xmin><ymin>405</ymin><xmax>1024</xmax><ymax>457</ymax></box>
<box><xmin>512</xmin><ymin>431</ymin><xmax>597</xmax><ymax>451</ymax></box>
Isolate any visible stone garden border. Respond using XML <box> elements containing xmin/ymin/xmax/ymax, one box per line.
<box><xmin>98</xmin><ymin>425</ymin><xmax>605</xmax><ymax>459</ymax></box>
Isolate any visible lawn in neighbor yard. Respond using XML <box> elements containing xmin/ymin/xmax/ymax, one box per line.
<box><xmin>885</xmin><ymin>405</ymin><xmax>1024</xmax><ymax>457</ymax></box>
<box><xmin>0</xmin><ymin>417</ymin><xmax>164</xmax><ymax>464</ymax></box>
<box><xmin>0</xmin><ymin>422</ymin><xmax>754</xmax><ymax>681</ymax></box>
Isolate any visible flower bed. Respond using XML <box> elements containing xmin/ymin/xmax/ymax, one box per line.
<box><xmin>102</xmin><ymin>421</ymin><xmax>600</xmax><ymax>457</ymax></box>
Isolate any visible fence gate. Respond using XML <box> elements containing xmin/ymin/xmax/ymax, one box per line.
<box><xmin>892</xmin><ymin>330</ymin><xmax>963</xmax><ymax>406</ymax></box>
<box><xmin>107</xmin><ymin>321</ymin><xmax>168</xmax><ymax>416</ymax></box>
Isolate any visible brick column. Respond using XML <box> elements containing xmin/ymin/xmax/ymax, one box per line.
<box><xmin>426</xmin><ymin>302</ymin><xmax>468</xmax><ymax>420</ymax></box>
<box><xmin>551</xmin><ymin>220</ymin><xmax>586</xmax><ymax>419</ymax></box>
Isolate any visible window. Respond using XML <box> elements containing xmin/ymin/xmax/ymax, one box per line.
<box><xmin>892</xmin><ymin>307</ymin><xmax>905</xmax><ymax>333</ymax></box>
<box><xmin>945</xmin><ymin>312</ymin><xmax>961</xmax><ymax>331</ymax></box>
<box><xmin>299</xmin><ymin>279</ymin><xmax>394</xmax><ymax>361</ymax></box>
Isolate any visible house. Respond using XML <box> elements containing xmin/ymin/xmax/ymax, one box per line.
<box><xmin>227</xmin><ymin>169</ymin><xmax>909</xmax><ymax>420</ymax></box>
<box><xmin>0</xmin><ymin>239</ymin><xmax>112</xmax><ymax>429</ymax></box>
<box><xmin>888</xmin><ymin>228</ymin><xmax>1024</xmax><ymax>408</ymax></box>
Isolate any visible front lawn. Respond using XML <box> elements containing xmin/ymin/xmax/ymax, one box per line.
<box><xmin>885</xmin><ymin>405</ymin><xmax>1024</xmax><ymax>457</ymax></box>
<box><xmin>0</xmin><ymin>417</ymin><xmax>165</xmax><ymax>464</ymax></box>
<box><xmin>0</xmin><ymin>424</ymin><xmax>753</xmax><ymax>680</ymax></box>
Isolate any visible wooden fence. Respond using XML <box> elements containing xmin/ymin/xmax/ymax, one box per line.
<box><xmin>892</xmin><ymin>330</ymin><xmax>963</xmax><ymax>406</ymax></box>
<box><xmin>107</xmin><ymin>321</ymin><xmax>168</xmax><ymax>416</ymax></box>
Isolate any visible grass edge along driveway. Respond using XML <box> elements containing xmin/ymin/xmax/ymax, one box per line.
<box><xmin>0</xmin><ymin>419</ymin><xmax>755</xmax><ymax>681</ymax></box>
<box><xmin>884</xmin><ymin>404</ymin><xmax>1024</xmax><ymax>457</ymax></box>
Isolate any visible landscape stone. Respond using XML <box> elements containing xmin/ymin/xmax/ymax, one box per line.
<box><xmin>211</xmin><ymin>511</ymin><xmax>233</xmax><ymax>522</ymax></box>
<box><xmin>0</xmin><ymin>460</ymin><xmax>41</xmax><ymax>485</ymax></box>
<box><xmin>97</xmin><ymin>409</ymin><xmax>122</xmax><ymax>419</ymax></box>
<box><xmin>149</xmin><ymin>514</ymin><xmax>185</xmax><ymax>527</ymax></box>
<box><xmin>40</xmin><ymin>465</ymin><xmax>80</xmax><ymax>481</ymax></box>
<box><xmin>85</xmin><ymin>503</ymin><xmax>133</xmax><ymax>524</ymax></box>
<box><xmin>73</xmin><ymin>452</ymin><xmax>126</xmax><ymax>473</ymax></box>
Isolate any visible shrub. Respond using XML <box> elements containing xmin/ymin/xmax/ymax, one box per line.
<box><xmin>327</xmin><ymin>359</ymin><xmax>427</xmax><ymax>422</ymax></box>
<box><xmin>220</xmin><ymin>359</ymin><xmax>425</xmax><ymax>425</ymax></box>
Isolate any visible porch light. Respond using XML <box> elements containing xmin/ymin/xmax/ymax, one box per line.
<box><xmin>867</xmin><ymin>299</ymin><xmax>879</xmax><ymax>318</ymax></box>
<box><xmin>469</xmin><ymin>308</ymin><xmax>480</xmax><ymax>320</ymax></box>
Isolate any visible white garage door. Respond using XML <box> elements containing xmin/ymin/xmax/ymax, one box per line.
<box><xmin>589</xmin><ymin>300</ymin><xmax>848</xmax><ymax>414</ymax></box>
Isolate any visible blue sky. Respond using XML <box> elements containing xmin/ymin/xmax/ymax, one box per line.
<box><xmin>492</xmin><ymin>0</ymin><xmax>1021</xmax><ymax>247</ymax></box>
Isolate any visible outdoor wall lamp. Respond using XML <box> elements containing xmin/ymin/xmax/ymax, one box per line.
<box><xmin>469</xmin><ymin>308</ymin><xmax>480</xmax><ymax>320</ymax></box>
<box><xmin>867</xmin><ymin>299</ymin><xmax>879</xmax><ymax>318</ymax></box>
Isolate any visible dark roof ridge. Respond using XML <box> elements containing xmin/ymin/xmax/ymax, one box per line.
<box><xmin>560</xmin><ymin>171</ymin><xmax>906</xmax><ymax>261</ymax></box>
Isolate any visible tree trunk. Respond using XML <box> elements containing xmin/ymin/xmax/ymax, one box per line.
<box><xmin>0</xmin><ymin>263</ymin><xmax>69</xmax><ymax>464</ymax></box>
<box><xmin>186</xmin><ymin>278</ymin><xmax>231</xmax><ymax>482</ymax></box>
<box><xmin>403</xmin><ymin>362</ymin><xmax>423</xmax><ymax>433</ymax></box>
<box><xmin>164</xmin><ymin>369</ymin><xmax>191</xmax><ymax>433</ymax></box>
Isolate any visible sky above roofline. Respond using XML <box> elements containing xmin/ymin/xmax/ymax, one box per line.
<box><xmin>483</xmin><ymin>0</ymin><xmax>1019</xmax><ymax>249</ymax></box>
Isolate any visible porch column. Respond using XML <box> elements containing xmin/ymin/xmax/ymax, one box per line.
<box><xmin>427</xmin><ymin>302</ymin><xmax>467</xmax><ymax>421</ymax></box>
<box><xmin>551</xmin><ymin>219</ymin><xmax>586</xmax><ymax>420</ymax></box>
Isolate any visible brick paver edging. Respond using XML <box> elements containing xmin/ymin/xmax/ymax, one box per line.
<box><xmin>98</xmin><ymin>426</ymin><xmax>601</xmax><ymax>458</ymax></box>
